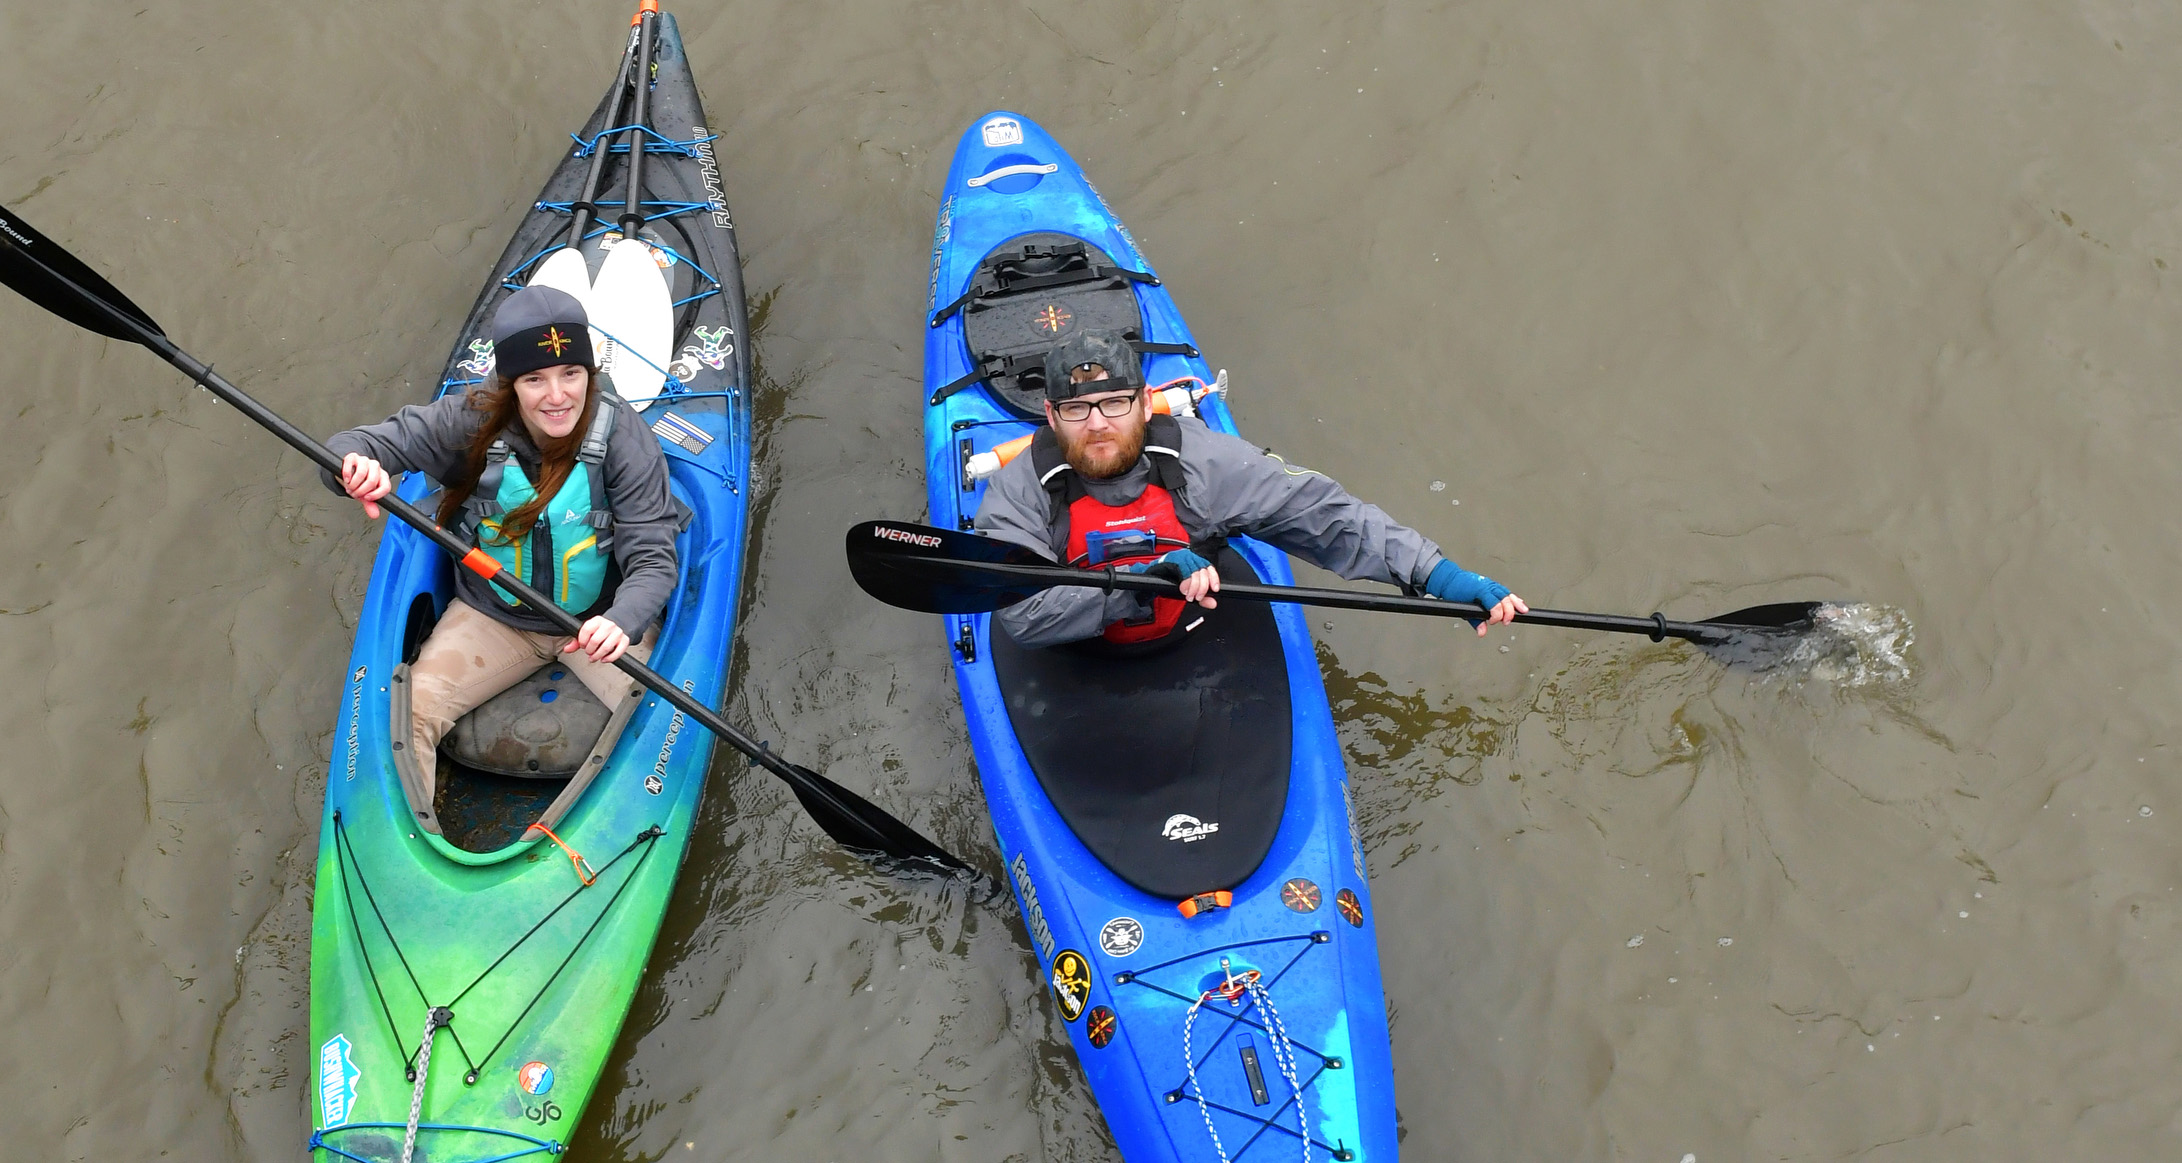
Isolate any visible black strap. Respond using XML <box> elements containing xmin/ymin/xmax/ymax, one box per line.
<box><xmin>1131</xmin><ymin>340</ymin><xmax>1198</xmax><ymax>357</ymax></box>
<box><xmin>928</xmin><ymin>254</ymin><xmax>1161</xmax><ymax>328</ymax></box>
<box><xmin>929</xmin><ymin>360</ymin><xmax>996</xmax><ymax>406</ymax></box>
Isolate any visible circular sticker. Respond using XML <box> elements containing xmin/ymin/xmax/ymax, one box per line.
<box><xmin>517</xmin><ymin>1061</ymin><xmax>554</xmax><ymax>1096</ymax></box>
<box><xmin>1281</xmin><ymin>878</ymin><xmax>1322</xmax><ymax>912</ymax></box>
<box><xmin>1099</xmin><ymin>917</ymin><xmax>1144</xmax><ymax>958</ymax></box>
<box><xmin>1335</xmin><ymin>888</ymin><xmax>1364</xmax><ymax>928</ymax></box>
<box><xmin>1086</xmin><ymin>1005</ymin><xmax>1118</xmax><ymax>1049</ymax></box>
<box><xmin>1031</xmin><ymin>303</ymin><xmax>1074</xmax><ymax>336</ymax></box>
<box><xmin>1050</xmin><ymin>949</ymin><xmax>1091</xmax><ymax>1022</ymax></box>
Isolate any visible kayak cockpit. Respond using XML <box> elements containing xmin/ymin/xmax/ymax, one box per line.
<box><xmin>388</xmin><ymin>656</ymin><xmax>644</xmax><ymax>855</ymax></box>
<box><xmin>990</xmin><ymin>549</ymin><xmax>1293</xmax><ymax>899</ymax></box>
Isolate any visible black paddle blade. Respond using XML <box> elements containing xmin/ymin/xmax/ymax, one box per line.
<box><xmin>0</xmin><ymin>205</ymin><xmax>164</xmax><ymax>343</ymax></box>
<box><xmin>1702</xmin><ymin>601</ymin><xmax>1826</xmax><ymax>630</ymax></box>
<box><xmin>845</xmin><ymin>519</ymin><xmax>1050</xmax><ymax>614</ymax></box>
<box><xmin>1689</xmin><ymin>601</ymin><xmax>1838</xmax><ymax>672</ymax></box>
<box><xmin>779</xmin><ymin>760</ymin><xmax>981</xmax><ymax>879</ymax></box>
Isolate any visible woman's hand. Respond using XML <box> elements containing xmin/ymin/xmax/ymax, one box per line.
<box><xmin>565</xmin><ymin>615</ymin><xmax>632</xmax><ymax>664</ymax></box>
<box><xmin>338</xmin><ymin>453</ymin><xmax>393</xmax><ymax>520</ymax></box>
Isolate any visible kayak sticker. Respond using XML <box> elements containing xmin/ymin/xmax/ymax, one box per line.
<box><xmin>1010</xmin><ymin>853</ymin><xmax>1056</xmax><ymax>962</ymax></box>
<box><xmin>457</xmin><ymin>338</ymin><xmax>495</xmax><ymax>378</ymax></box>
<box><xmin>648</xmin><ymin>678</ymin><xmax>696</xmax><ymax>793</ymax></box>
<box><xmin>1161</xmin><ymin>813</ymin><xmax>1221</xmax><ymax>843</ymax></box>
<box><xmin>981</xmin><ymin>117</ymin><xmax>1024</xmax><ymax>148</ymax></box>
<box><xmin>1050</xmin><ymin>949</ymin><xmax>1091</xmax><ymax>1021</ymax></box>
<box><xmin>689</xmin><ymin>325</ymin><xmax>735</xmax><ymax>371</ymax></box>
<box><xmin>1280</xmin><ymin>878</ymin><xmax>1321</xmax><ymax>913</ymax></box>
<box><xmin>1341</xmin><ymin>780</ymin><xmax>1367</xmax><ymax>880</ymax></box>
<box><xmin>1098</xmin><ymin>917</ymin><xmax>1143</xmax><ymax>958</ymax></box>
<box><xmin>341</xmin><ymin>666</ymin><xmax>367</xmax><ymax>783</ymax></box>
<box><xmin>1083</xmin><ymin>178</ymin><xmax>1135</xmax><ymax>248</ymax></box>
<box><xmin>517</xmin><ymin>1060</ymin><xmax>554</xmax><ymax>1096</ymax></box>
<box><xmin>1336</xmin><ymin>887</ymin><xmax>1364</xmax><ymax>927</ymax></box>
<box><xmin>928</xmin><ymin>195</ymin><xmax>954</xmax><ymax>308</ymax></box>
<box><xmin>652</xmin><ymin>412</ymin><xmax>715</xmax><ymax>457</ymax></box>
<box><xmin>1032</xmin><ymin>304</ymin><xmax>1073</xmax><ymax>336</ymax></box>
<box><xmin>318</xmin><ymin>1034</ymin><xmax>361</xmax><ymax>1127</ymax></box>
<box><xmin>693</xmin><ymin>126</ymin><xmax>732</xmax><ymax>229</ymax></box>
<box><xmin>1086</xmin><ymin>1005</ymin><xmax>1118</xmax><ymax>1049</ymax></box>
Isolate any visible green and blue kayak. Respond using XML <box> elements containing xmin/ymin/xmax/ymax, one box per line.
<box><xmin>307</xmin><ymin>9</ymin><xmax>751</xmax><ymax>1160</ymax></box>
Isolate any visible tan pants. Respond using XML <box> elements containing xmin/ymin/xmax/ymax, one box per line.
<box><xmin>409</xmin><ymin>599</ymin><xmax>655</xmax><ymax>796</ymax></box>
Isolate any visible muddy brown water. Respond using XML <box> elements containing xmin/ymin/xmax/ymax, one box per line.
<box><xmin>5</xmin><ymin>2</ymin><xmax>2180</xmax><ymax>1159</ymax></box>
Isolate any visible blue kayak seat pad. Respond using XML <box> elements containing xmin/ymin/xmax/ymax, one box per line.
<box><xmin>991</xmin><ymin>549</ymin><xmax>1292</xmax><ymax>899</ymax></box>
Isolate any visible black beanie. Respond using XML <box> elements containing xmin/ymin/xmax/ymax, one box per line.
<box><xmin>492</xmin><ymin>286</ymin><xmax>594</xmax><ymax>378</ymax></box>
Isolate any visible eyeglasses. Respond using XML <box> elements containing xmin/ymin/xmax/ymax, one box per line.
<box><xmin>1052</xmin><ymin>394</ymin><xmax>1139</xmax><ymax>422</ymax></box>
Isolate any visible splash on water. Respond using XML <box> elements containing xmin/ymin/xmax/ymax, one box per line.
<box><xmin>1757</xmin><ymin>603</ymin><xmax>1914</xmax><ymax>686</ymax></box>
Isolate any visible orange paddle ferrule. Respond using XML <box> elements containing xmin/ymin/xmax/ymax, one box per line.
<box><xmin>632</xmin><ymin>0</ymin><xmax>658</xmax><ymax>25</ymax></box>
<box><xmin>458</xmin><ymin>547</ymin><xmax>503</xmax><ymax>580</ymax></box>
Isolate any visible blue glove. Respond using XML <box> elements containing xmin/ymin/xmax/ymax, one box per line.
<box><xmin>1130</xmin><ymin>548</ymin><xmax>1214</xmax><ymax>584</ymax></box>
<box><xmin>1425</xmin><ymin>559</ymin><xmax>1511</xmax><ymax>609</ymax></box>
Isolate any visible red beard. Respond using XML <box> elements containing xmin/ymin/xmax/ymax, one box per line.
<box><xmin>1057</xmin><ymin>415</ymin><xmax>1147</xmax><ymax>480</ymax></box>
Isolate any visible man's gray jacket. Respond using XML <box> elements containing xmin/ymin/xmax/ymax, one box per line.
<box><xmin>974</xmin><ymin>415</ymin><xmax>1449</xmax><ymax>647</ymax></box>
<box><xmin>321</xmin><ymin>390</ymin><xmax>681</xmax><ymax>636</ymax></box>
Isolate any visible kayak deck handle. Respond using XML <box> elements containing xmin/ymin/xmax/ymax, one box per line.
<box><xmin>967</xmin><ymin>162</ymin><xmax>1059</xmax><ymax>188</ymax></box>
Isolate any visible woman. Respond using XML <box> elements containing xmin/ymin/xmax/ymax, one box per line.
<box><xmin>324</xmin><ymin>285</ymin><xmax>682</xmax><ymax>796</ymax></box>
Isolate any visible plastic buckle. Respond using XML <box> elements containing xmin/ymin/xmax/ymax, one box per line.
<box><xmin>1177</xmin><ymin>890</ymin><xmax>1233</xmax><ymax>919</ymax></box>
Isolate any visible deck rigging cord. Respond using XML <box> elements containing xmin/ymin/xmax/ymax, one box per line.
<box><xmin>1180</xmin><ymin>960</ymin><xmax>1312</xmax><ymax>1163</ymax></box>
<box><xmin>328</xmin><ymin>812</ymin><xmax>666</xmax><ymax>1088</ymax></box>
<box><xmin>1117</xmin><ymin>932</ymin><xmax>1357</xmax><ymax>1161</ymax></box>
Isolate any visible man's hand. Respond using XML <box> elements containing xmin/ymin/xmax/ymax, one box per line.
<box><xmin>339</xmin><ymin>453</ymin><xmax>393</xmax><ymax>520</ymax></box>
<box><xmin>1424</xmin><ymin>559</ymin><xmax>1527</xmax><ymax>637</ymax></box>
<box><xmin>1134</xmin><ymin>548</ymin><xmax>1220</xmax><ymax>609</ymax></box>
<box><xmin>1473</xmin><ymin>592</ymin><xmax>1529</xmax><ymax>637</ymax></box>
<box><xmin>564</xmin><ymin>615</ymin><xmax>632</xmax><ymax>663</ymax></box>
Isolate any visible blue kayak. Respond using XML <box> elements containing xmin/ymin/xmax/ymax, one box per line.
<box><xmin>920</xmin><ymin>112</ymin><xmax>1400</xmax><ymax>1162</ymax></box>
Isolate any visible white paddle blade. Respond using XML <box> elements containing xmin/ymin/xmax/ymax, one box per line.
<box><xmin>527</xmin><ymin>247</ymin><xmax>609</xmax><ymax>362</ymax></box>
<box><xmin>592</xmin><ymin>237</ymin><xmax>675</xmax><ymax>410</ymax></box>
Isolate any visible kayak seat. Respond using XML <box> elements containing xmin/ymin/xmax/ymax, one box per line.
<box><xmin>444</xmin><ymin>663</ymin><xmax>612</xmax><ymax>778</ymax></box>
<box><xmin>388</xmin><ymin>654</ymin><xmax>643</xmax><ymax>854</ymax></box>
<box><xmin>991</xmin><ymin>549</ymin><xmax>1292</xmax><ymax>899</ymax></box>
<box><xmin>941</xmin><ymin>231</ymin><xmax>1151</xmax><ymax>418</ymax></box>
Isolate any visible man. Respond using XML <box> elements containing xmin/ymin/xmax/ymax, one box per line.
<box><xmin>975</xmin><ymin>330</ymin><xmax>1527</xmax><ymax>649</ymax></box>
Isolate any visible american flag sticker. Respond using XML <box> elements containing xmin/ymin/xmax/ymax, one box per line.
<box><xmin>651</xmin><ymin>412</ymin><xmax>713</xmax><ymax>455</ymax></box>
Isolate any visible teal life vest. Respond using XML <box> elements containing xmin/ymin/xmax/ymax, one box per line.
<box><xmin>461</xmin><ymin>393</ymin><xmax>620</xmax><ymax>616</ymax></box>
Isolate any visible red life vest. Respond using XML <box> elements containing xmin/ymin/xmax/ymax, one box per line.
<box><xmin>1029</xmin><ymin>414</ymin><xmax>1205</xmax><ymax>646</ymax></box>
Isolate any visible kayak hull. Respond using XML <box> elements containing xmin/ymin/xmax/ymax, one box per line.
<box><xmin>921</xmin><ymin>113</ymin><xmax>1400</xmax><ymax>1162</ymax></box>
<box><xmin>307</xmin><ymin>13</ymin><xmax>752</xmax><ymax>1161</ymax></box>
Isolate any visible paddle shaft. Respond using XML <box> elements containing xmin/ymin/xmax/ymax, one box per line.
<box><xmin>914</xmin><ymin>556</ymin><xmax>1716</xmax><ymax>644</ymax></box>
<box><xmin>617</xmin><ymin>8</ymin><xmax>659</xmax><ymax>238</ymax></box>
<box><xmin>566</xmin><ymin>25</ymin><xmax>642</xmax><ymax>247</ymax></box>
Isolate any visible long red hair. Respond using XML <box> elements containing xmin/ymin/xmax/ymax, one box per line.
<box><xmin>435</xmin><ymin>368</ymin><xmax>601</xmax><ymax>542</ymax></box>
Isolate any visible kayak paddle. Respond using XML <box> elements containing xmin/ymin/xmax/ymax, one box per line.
<box><xmin>0</xmin><ymin>203</ymin><xmax>978</xmax><ymax>878</ymax></box>
<box><xmin>527</xmin><ymin>13</ymin><xmax>644</xmax><ymax>349</ymax></box>
<box><xmin>845</xmin><ymin>519</ymin><xmax>1837</xmax><ymax>671</ymax></box>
